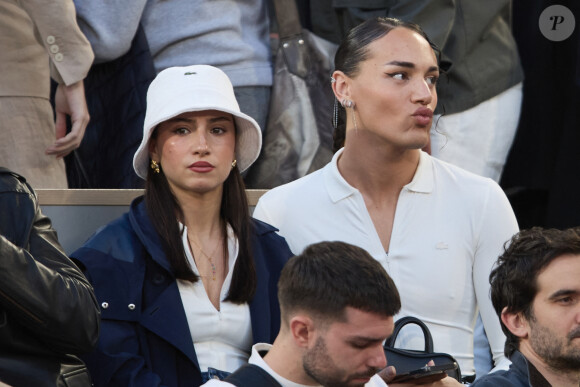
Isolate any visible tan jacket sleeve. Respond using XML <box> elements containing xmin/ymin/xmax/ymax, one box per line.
<box><xmin>18</xmin><ymin>0</ymin><xmax>94</xmax><ymax>85</ymax></box>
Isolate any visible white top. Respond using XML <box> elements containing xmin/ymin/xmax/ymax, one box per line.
<box><xmin>253</xmin><ymin>149</ymin><xmax>518</xmax><ymax>375</ymax></box>
<box><xmin>177</xmin><ymin>224</ymin><xmax>253</xmax><ymax>373</ymax></box>
<box><xmin>201</xmin><ymin>343</ymin><xmax>388</xmax><ymax>387</ymax></box>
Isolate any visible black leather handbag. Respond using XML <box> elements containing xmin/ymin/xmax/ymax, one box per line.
<box><xmin>384</xmin><ymin>316</ymin><xmax>462</xmax><ymax>382</ymax></box>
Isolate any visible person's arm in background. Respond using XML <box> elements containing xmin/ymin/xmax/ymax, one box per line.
<box><xmin>0</xmin><ymin>170</ymin><xmax>100</xmax><ymax>353</ymax></box>
<box><xmin>49</xmin><ymin>80</ymin><xmax>90</xmax><ymax>158</ymax></box>
<box><xmin>18</xmin><ymin>0</ymin><xmax>94</xmax><ymax>158</ymax></box>
<box><xmin>473</xmin><ymin>182</ymin><xmax>519</xmax><ymax>372</ymax></box>
<box><xmin>73</xmin><ymin>0</ymin><xmax>147</xmax><ymax>63</ymax></box>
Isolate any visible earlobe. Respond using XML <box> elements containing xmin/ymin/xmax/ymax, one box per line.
<box><xmin>501</xmin><ymin>307</ymin><xmax>530</xmax><ymax>339</ymax></box>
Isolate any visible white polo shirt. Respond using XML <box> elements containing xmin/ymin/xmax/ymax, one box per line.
<box><xmin>253</xmin><ymin>149</ymin><xmax>518</xmax><ymax>375</ymax></box>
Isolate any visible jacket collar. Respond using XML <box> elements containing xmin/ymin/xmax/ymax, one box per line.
<box><xmin>510</xmin><ymin>350</ymin><xmax>552</xmax><ymax>387</ymax></box>
<box><xmin>126</xmin><ymin>197</ymin><xmax>281</xmax><ymax>363</ymax></box>
<box><xmin>128</xmin><ymin>196</ymin><xmax>175</xmax><ymax>275</ymax></box>
<box><xmin>324</xmin><ymin>149</ymin><xmax>434</xmax><ymax>203</ymax></box>
<box><xmin>126</xmin><ymin>197</ymin><xmax>199</xmax><ymax>367</ymax></box>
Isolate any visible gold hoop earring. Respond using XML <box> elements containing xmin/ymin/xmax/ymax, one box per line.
<box><xmin>231</xmin><ymin>159</ymin><xmax>237</xmax><ymax>169</ymax></box>
<box><xmin>150</xmin><ymin>160</ymin><xmax>160</xmax><ymax>174</ymax></box>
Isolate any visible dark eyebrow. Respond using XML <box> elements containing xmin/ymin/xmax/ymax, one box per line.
<box><xmin>549</xmin><ymin>289</ymin><xmax>579</xmax><ymax>300</ymax></box>
<box><xmin>386</xmin><ymin>60</ymin><xmax>414</xmax><ymax>68</ymax></box>
<box><xmin>385</xmin><ymin>61</ymin><xmax>439</xmax><ymax>73</ymax></box>
<box><xmin>346</xmin><ymin>335</ymin><xmax>385</xmax><ymax>344</ymax></box>
<box><xmin>208</xmin><ymin>116</ymin><xmax>233</xmax><ymax>123</ymax></box>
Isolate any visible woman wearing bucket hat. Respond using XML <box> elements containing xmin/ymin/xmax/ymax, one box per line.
<box><xmin>71</xmin><ymin>65</ymin><xmax>293</xmax><ymax>386</ymax></box>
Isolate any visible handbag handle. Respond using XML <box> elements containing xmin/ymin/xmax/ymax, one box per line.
<box><xmin>385</xmin><ymin>316</ymin><xmax>435</xmax><ymax>352</ymax></box>
<box><xmin>271</xmin><ymin>0</ymin><xmax>302</xmax><ymax>40</ymax></box>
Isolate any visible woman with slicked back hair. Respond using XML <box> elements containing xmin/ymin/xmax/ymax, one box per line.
<box><xmin>254</xmin><ymin>17</ymin><xmax>519</xmax><ymax>383</ymax></box>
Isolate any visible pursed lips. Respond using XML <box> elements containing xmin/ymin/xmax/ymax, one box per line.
<box><xmin>412</xmin><ymin>107</ymin><xmax>433</xmax><ymax>126</ymax></box>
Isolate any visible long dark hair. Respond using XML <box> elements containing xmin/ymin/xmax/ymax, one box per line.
<box><xmin>332</xmin><ymin>17</ymin><xmax>442</xmax><ymax>152</ymax></box>
<box><xmin>145</xmin><ymin>129</ymin><xmax>256</xmax><ymax>303</ymax></box>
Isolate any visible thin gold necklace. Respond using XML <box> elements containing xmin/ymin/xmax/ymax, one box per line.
<box><xmin>187</xmin><ymin>235</ymin><xmax>221</xmax><ymax>281</ymax></box>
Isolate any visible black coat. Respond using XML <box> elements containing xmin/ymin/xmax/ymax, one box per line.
<box><xmin>0</xmin><ymin>168</ymin><xmax>100</xmax><ymax>386</ymax></box>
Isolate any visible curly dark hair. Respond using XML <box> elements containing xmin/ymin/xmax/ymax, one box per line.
<box><xmin>489</xmin><ymin>226</ymin><xmax>580</xmax><ymax>357</ymax></box>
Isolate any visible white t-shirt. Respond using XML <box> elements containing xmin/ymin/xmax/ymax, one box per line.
<box><xmin>253</xmin><ymin>149</ymin><xmax>518</xmax><ymax>375</ymax></box>
<box><xmin>201</xmin><ymin>343</ymin><xmax>388</xmax><ymax>387</ymax></box>
<box><xmin>177</xmin><ymin>224</ymin><xmax>253</xmax><ymax>373</ymax></box>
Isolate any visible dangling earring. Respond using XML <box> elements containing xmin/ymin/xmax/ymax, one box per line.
<box><xmin>341</xmin><ymin>99</ymin><xmax>354</xmax><ymax>109</ymax></box>
<box><xmin>340</xmin><ymin>99</ymin><xmax>358</xmax><ymax>132</ymax></box>
<box><xmin>231</xmin><ymin>159</ymin><xmax>237</xmax><ymax>169</ymax></box>
<box><xmin>150</xmin><ymin>160</ymin><xmax>160</xmax><ymax>174</ymax></box>
<box><xmin>333</xmin><ymin>98</ymin><xmax>339</xmax><ymax>129</ymax></box>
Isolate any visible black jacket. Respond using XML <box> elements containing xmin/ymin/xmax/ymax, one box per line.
<box><xmin>0</xmin><ymin>168</ymin><xmax>100</xmax><ymax>386</ymax></box>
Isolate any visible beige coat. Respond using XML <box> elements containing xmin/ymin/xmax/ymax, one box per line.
<box><xmin>0</xmin><ymin>0</ymin><xmax>94</xmax><ymax>97</ymax></box>
<box><xmin>0</xmin><ymin>0</ymin><xmax>94</xmax><ymax>188</ymax></box>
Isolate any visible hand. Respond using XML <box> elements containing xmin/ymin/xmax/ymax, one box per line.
<box><xmin>378</xmin><ymin>362</ymin><xmax>461</xmax><ymax>386</ymax></box>
<box><xmin>378</xmin><ymin>366</ymin><xmax>447</xmax><ymax>386</ymax></box>
<box><xmin>47</xmin><ymin>81</ymin><xmax>90</xmax><ymax>158</ymax></box>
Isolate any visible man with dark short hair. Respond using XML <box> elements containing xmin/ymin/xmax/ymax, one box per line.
<box><xmin>203</xmin><ymin>241</ymin><xmax>400</xmax><ymax>386</ymax></box>
<box><xmin>472</xmin><ymin>227</ymin><xmax>580</xmax><ymax>387</ymax></box>
<box><xmin>203</xmin><ymin>241</ymin><xmax>461</xmax><ymax>387</ymax></box>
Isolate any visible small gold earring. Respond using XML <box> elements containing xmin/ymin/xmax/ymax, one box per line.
<box><xmin>150</xmin><ymin>160</ymin><xmax>160</xmax><ymax>174</ymax></box>
<box><xmin>231</xmin><ymin>159</ymin><xmax>237</xmax><ymax>169</ymax></box>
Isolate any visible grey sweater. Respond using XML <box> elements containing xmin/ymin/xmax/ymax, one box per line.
<box><xmin>74</xmin><ymin>0</ymin><xmax>273</xmax><ymax>87</ymax></box>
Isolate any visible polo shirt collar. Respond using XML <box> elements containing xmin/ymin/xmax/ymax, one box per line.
<box><xmin>323</xmin><ymin>148</ymin><xmax>434</xmax><ymax>202</ymax></box>
<box><xmin>405</xmin><ymin>150</ymin><xmax>434</xmax><ymax>194</ymax></box>
<box><xmin>324</xmin><ymin>148</ymin><xmax>358</xmax><ymax>203</ymax></box>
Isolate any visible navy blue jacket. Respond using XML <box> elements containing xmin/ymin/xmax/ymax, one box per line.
<box><xmin>72</xmin><ymin>197</ymin><xmax>293</xmax><ymax>386</ymax></box>
<box><xmin>472</xmin><ymin>351</ymin><xmax>551</xmax><ymax>387</ymax></box>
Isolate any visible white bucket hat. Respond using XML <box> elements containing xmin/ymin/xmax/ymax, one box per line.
<box><xmin>133</xmin><ymin>65</ymin><xmax>262</xmax><ymax>179</ymax></box>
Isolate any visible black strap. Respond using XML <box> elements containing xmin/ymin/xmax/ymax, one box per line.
<box><xmin>271</xmin><ymin>0</ymin><xmax>301</xmax><ymax>39</ymax></box>
<box><xmin>384</xmin><ymin>316</ymin><xmax>435</xmax><ymax>352</ymax></box>
<box><xmin>224</xmin><ymin>364</ymin><xmax>282</xmax><ymax>387</ymax></box>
